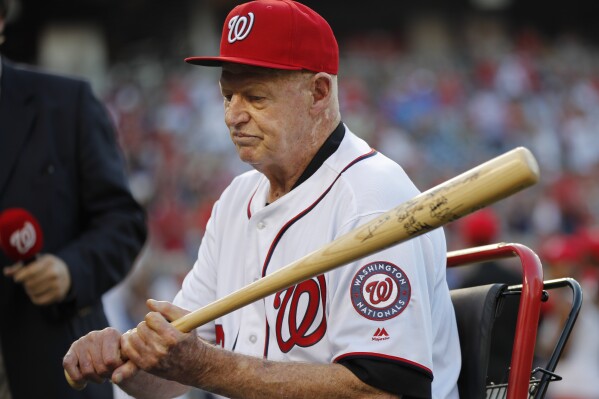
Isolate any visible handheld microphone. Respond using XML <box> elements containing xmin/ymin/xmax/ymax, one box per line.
<box><xmin>0</xmin><ymin>208</ymin><xmax>44</xmax><ymax>264</ymax></box>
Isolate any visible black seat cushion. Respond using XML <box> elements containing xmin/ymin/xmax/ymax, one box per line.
<box><xmin>450</xmin><ymin>283</ymin><xmax>508</xmax><ymax>398</ymax></box>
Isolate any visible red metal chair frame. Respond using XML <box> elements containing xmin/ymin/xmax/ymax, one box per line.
<box><xmin>447</xmin><ymin>242</ymin><xmax>544</xmax><ymax>399</ymax></box>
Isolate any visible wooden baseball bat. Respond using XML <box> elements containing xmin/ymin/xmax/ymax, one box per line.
<box><xmin>66</xmin><ymin>146</ymin><xmax>539</xmax><ymax>389</ymax></box>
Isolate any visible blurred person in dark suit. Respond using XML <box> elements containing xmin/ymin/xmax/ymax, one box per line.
<box><xmin>0</xmin><ymin>1</ymin><xmax>147</xmax><ymax>398</ymax></box>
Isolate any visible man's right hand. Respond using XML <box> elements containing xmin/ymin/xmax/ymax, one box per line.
<box><xmin>63</xmin><ymin>327</ymin><xmax>126</xmax><ymax>386</ymax></box>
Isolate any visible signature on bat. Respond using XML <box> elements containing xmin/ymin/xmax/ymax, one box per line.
<box><xmin>359</xmin><ymin>171</ymin><xmax>482</xmax><ymax>242</ymax></box>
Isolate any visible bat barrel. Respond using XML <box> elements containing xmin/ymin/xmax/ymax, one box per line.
<box><xmin>172</xmin><ymin>146</ymin><xmax>539</xmax><ymax>332</ymax></box>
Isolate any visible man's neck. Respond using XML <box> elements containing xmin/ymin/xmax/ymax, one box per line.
<box><xmin>266</xmin><ymin>122</ymin><xmax>344</xmax><ymax>203</ymax></box>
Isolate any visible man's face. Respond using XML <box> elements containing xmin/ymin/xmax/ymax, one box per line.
<box><xmin>219</xmin><ymin>64</ymin><xmax>316</xmax><ymax>172</ymax></box>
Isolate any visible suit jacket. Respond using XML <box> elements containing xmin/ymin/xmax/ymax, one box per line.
<box><xmin>0</xmin><ymin>59</ymin><xmax>147</xmax><ymax>399</ymax></box>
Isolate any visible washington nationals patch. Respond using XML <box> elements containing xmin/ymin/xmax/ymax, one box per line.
<box><xmin>351</xmin><ymin>261</ymin><xmax>411</xmax><ymax>321</ymax></box>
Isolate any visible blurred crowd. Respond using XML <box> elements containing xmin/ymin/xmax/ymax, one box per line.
<box><xmin>99</xmin><ymin>15</ymin><xmax>599</xmax><ymax>398</ymax></box>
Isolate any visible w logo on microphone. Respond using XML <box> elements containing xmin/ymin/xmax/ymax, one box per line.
<box><xmin>9</xmin><ymin>221</ymin><xmax>36</xmax><ymax>255</ymax></box>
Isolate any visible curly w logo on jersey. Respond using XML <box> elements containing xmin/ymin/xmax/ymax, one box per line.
<box><xmin>351</xmin><ymin>261</ymin><xmax>411</xmax><ymax>321</ymax></box>
<box><xmin>273</xmin><ymin>275</ymin><xmax>327</xmax><ymax>353</ymax></box>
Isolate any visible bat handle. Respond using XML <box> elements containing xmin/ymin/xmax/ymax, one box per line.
<box><xmin>64</xmin><ymin>369</ymin><xmax>87</xmax><ymax>390</ymax></box>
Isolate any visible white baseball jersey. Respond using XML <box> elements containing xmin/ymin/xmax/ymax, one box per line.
<box><xmin>174</xmin><ymin>126</ymin><xmax>460</xmax><ymax>398</ymax></box>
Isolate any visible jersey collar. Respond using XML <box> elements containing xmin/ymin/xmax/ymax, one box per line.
<box><xmin>291</xmin><ymin>121</ymin><xmax>345</xmax><ymax>191</ymax></box>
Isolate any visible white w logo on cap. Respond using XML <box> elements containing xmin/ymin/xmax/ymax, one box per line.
<box><xmin>227</xmin><ymin>12</ymin><xmax>255</xmax><ymax>43</ymax></box>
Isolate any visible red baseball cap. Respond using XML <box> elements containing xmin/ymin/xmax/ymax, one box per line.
<box><xmin>185</xmin><ymin>0</ymin><xmax>339</xmax><ymax>75</ymax></box>
<box><xmin>459</xmin><ymin>208</ymin><xmax>500</xmax><ymax>246</ymax></box>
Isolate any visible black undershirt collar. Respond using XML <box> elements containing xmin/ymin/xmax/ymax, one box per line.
<box><xmin>291</xmin><ymin>122</ymin><xmax>345</xmax><ymax>190</ymax></box>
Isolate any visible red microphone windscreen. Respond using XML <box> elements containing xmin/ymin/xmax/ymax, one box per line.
<box><xmin>0</xmin><ymin>208</ymin><xmax>44</xmax><ymax>262</ymax></box>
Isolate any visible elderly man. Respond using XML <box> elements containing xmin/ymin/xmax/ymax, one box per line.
<box><xmin>63</xmin><ymin>1</ymin><xmax>460</xmax><ymax>398</ymax></box>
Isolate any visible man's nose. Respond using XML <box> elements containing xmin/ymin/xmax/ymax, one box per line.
<box><xmin>225</xmin><ymin>95</ymin><xmax>250</xmax><ymax>127</ymax></box>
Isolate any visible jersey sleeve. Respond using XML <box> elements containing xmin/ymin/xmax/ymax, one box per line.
<box><xmin>327</xmin><ymin>214</ymin><xmax>444</xmax><ymax>396</ymax></box>
<box><xmin>173</xmin><ymin>200</ymin><xmax>221</xmax><ymax>343</ymax></box>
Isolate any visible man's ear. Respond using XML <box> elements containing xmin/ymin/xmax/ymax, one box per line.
<box><xmin>310</xmin><ymin>73</ymin><xmax>333</xmax><ymax>109</ymax></box>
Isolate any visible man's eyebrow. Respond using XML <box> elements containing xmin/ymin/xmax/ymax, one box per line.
<box><xmin>219</xmin><ymin>77</ymin><xmax>273</xmax><ymax>93</ymax></box>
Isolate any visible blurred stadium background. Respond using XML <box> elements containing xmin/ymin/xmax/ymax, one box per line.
<box><xmin>3</xmin><ymin>0</ymin><xmax>599</xmax><ymax>398</ymax></box>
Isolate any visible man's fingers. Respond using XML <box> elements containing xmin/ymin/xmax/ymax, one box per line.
<box><xmin>121</xmin><ymin>318</ymin><xmax>168</xmax><ymax>371</ymax></box>
<box><xmin>120</xmin><ymin>325</ymin><xmax>148</xmax><ymax>365</ymax></box>
<box><xmin>112</xmin><ymin>360</ymin><xmax>139</xmax><ymax>384</ymax></box>
<box><xmin>146</xmin><ymin>299</ymin><xmax>189</xmax><ymax>322</ymax></box>
<box><xmin>28</xmin><ymin>287</ymin><xmax>55</xmax><ymax>305</ymax></box>
<box><xmin>9</xmin><ymin>254</ymin><xmax>71</xmax><ymax>304</ymax></box>
<box><xmin>76</xmin><ymin>347</ymin><xmax>106</xmax><ymax>384</ymax></box>
<box><xmin>63</xmin><ymin>328</ymin><xmax>124</xmax><ymax>387</ymax></box>
<box><xmin>9</xmin><ymin>261</ymin><xmax>41</xmax><ymax>282</ymax></box>
<box><xmin>22</xmin><ymin>276</ymin><xmax>56</xmax><ymax>305</ymax></box>
<box><xmin>101</xmin><ymin>333</ymin><xmax>126</xmax><ymax>371</ymax></box>
<box><xmin>2</xmin><ymin>262</ymin><xmax>23</xmax><ymax>276</ymax></box>
<box><xmin>63</xmin><ymin>349</ymin><xmax>84</xmax><ymax>384</ymax></box>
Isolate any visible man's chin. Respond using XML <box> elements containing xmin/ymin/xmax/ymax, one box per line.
<box><xmin>237</xmin><ymin>152</ymin><xmax>260</xmax><ymax>167</ymax></box>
